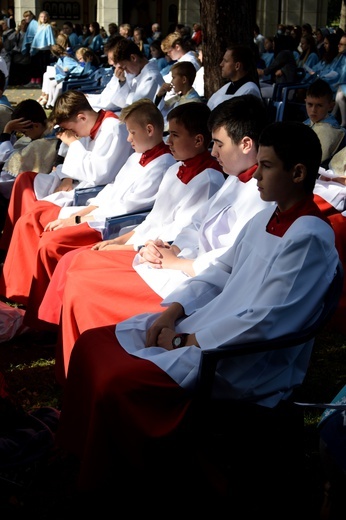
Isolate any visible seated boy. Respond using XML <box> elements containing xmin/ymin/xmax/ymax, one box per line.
<box><xmin>0</xmin><ymin>99</ymin><xmax>59</xmax><ymax>200</ymax></box>
<box><xmin>0</xmin><ymin>99</ymin><xmax>176</xmax><ymax>318</ymax></box>
<box><xmin>36</xmin><ymin>101</ymin><xmax>225</xmax><ymax>379</ymax></box>
<box><xmin>55</xmin><ymin>121</ymin><xmax>338</xmax><ymax>505</ymax></box>
<box><xmin>155</xmin><ymin>61</ymin><xmax>202</xmax><ymax>131</ymax></box>
<box><xmin>0</xmin><ymin>90</ymin><xmax>132</xmax><ymax>252</ymax></box>
<box><xmin>303</xmin><ymin>78</ymin><xmax>346</xmax><ymax>167</ymax></box>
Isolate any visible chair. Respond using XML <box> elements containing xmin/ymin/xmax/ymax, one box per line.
<box><xmin>73</xmin><ymin>185</ymin><xmax>106</xmax><ymax>206</ymax></box>
<box><xmin>103</xmin><ymin>209</ymin><xmax>151</xmax><ymax>239</ymax></box>
<box><xmin>266</xmin><ymin>67</ymin><xmax>311</xmax><ymax>123</ymax></box>
<box><xmin>148</xmin><ymin>261</ymin><xmax>344</xmax><ymax>518</ymax></box>
<box><xmin>72</xmin><ymin>185</ymin><xmax>151</xmax><ymax>239</ymax></box>
<box><xmin>61</xmin><ymin>66</ymin><xmax>113</xmax><ymax>94</ymax></box>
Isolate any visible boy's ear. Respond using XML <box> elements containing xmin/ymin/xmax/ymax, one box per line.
<box><xmin>195</xmin><ymin>133</ymin><xmax>204</xmax><ymax>148</ymax></box>
<box><xmin>146</xmin><ymin>123</ymin><xmax>154</xmax><ymax>135</ymax></box>
<box><xmin>292</xmin><ymin>163</ymin><xmax>307</xmax><ymax>183</ymax></box>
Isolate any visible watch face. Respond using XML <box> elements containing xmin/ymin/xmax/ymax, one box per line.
<box><xmin>172</xmin><ymin>336</ymin><xmax>182</xmax><ymax>348</ymax></box>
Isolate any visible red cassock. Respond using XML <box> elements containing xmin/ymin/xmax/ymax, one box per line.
<box><xmin>0</xmin><ymin>171</ymin><xmax>39</xmax><ymax>251</ymax></box>
<box><xmin>39</xmin><ymin>248</ymin><xmax>164</xmax><ymax>384</ymax></box>
<box><xmin>314</xmin><ymin>194</ymin><xmax>346</xmax><ymax>334</ymax></box>
<box><xmin>56</xmin><ymin>324</ymin><xmax>191</xmax><ymax>490</ymax></box>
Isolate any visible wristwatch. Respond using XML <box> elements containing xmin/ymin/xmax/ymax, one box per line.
<box><xmin>172</xmin><ymin>333</ymin><xmax>188</xmax><ymax>349</ymax></box>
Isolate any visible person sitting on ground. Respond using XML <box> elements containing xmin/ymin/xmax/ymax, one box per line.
<box><xmin>0</xmin><ymin>99</ymin><xmax>58</xmax><ymax>201</ymax></box>
<box><xmin>303</xmin><ymin>78</ymin><xmax>346</xmax><ymax>167</ymax></box>
<box><xmin>207</xmin><ymin>44</ymin><xmax>261</xmax><ymax>110</ymax></box>
<box><xmin>155</xmin><ymin>61</ymin><xmax>202</xmax><ymax>131</ymax></box>
<box><xmin>0</xmin><ymin>99</ymin><xmax>176</xmax><ymax>323</ymax></box>
<box><xmin>0</xmin><ymin>90</ymin><xmax>132</xmax><ymax>252</ymax></box>
<box><xmin>54</xmin><ymin>121</ymin><xmax>338</xmax><ymax>512</ymax></box>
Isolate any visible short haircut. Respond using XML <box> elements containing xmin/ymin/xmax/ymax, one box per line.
<box><xmin>49</xmin><ymin>90</ymin><xmax>93</xmax><ymax>125</ymax></box>
<box><xmin>12</xmin><ymin>99</ymin><xmax>47</xmax><ymax>124</ymax></box>
<box><xmin>0</xmin><ymin>70</ymin><xmax>5</xmax><ymax>92</ymax></box>
<box><xmin>119</xmin><ymin>98</ymin><xmax>164</xmax><ymax>133</ymax></box>
<box><xmin>208</xmin><ymin>94</ymin><xmax>268</xmax><ymax>149</ymax></box>
<box><xmin>171</xmin><ymin>61</ymin><xmax>196</xmax><ymax>85</ymax></box>
<box><xmin>167</xmin><ymin>102</ymin><xmax>212</xmax><ymax>145</ymax></box>
<box><xmin>226</xmin><ymin>44</ymin><xmax>256</xmax><ymax>73</ymax></box>
<box><xmin>113</xmin><ymin>39</ymin><xmax>143</xmax><ymax>62</ymax></box>
<box><xmin>259</xmin><ymin>121</ymin><xmax>322</xmax><ymax>193</ymax></box>
<box><xmin>306</xmin><ymin>78</ymin><xmax>333</xmax><ymax>102</ymax></box>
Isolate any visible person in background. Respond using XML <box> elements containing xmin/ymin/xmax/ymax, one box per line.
<box><xmin>155</xmin><ymin>61</ymin><xmax>202</xmax><ymax>131</ymax></box>
<box><xmin>315</xmin><ymin>28</ymin><xmax>329</xmax><ymax>60</ymax></box>
<box><xmin>86</xmin><ymin>21</ymin><xmax>103</xmax><ymax>57</ymax></box>
<box><xmin>253</xmin><ymin>23</ymin><xmax>265</xmax><ymax>55</ymax></box>
<box><xmin>119</xmin><ymin>23</ymin><xmax>132</xmax><ymax>40</ymax></box>
<box><xmin>191</xmin><ymin>23</ymin><xmax>202</xmax><ymax>48</ymax></box>
<box><xmin>61</xmin><ymin>21</ymin><xmax>80</xmax><ymax>52</ymax></box>
<box><xmin>132</xmin><ymin>27</ymin><xmax>150</xmax><ymax>58</ymax></box>
<box><xmin>149</xmin><ymin>39</ymin><xmax>168</xmax><ymax>72</ymax></box>
<box><xmin>303</xmin><ymin>78</ymin><xmax>346</xmax><ymax>167</ymax></box>
<box><xmin>147</xmin><ymin>22</ymin><xmax>162</xmax><ymax>45</ymax></box>
<box><xmin>21</xmin><ymin>10</ymin><xmax>37</xmax><ymax>58</ymax></box>
<box><xmin>297</xmin><ymin>33</ymin><xmax>319</xmax><ymax>70</ymax></box>
<box><xmin>24</xmin><ymin>10</ymin><xmax>55</xmax><ymax>88</ymax></box>
<box><xmin>7</xmin><ymin>18</ymin><xmax>30</xmax><ymax>86</ymax></box>
<box><xmin>108</xmin><ymin>23</ymin><xmax>118</xmax><ymax>41</ymax></box>
<box><xmin>161</xmin><ymin>31</ymin><xmax>200</xmax><ymax>89</ymax></box>
<box><xmin>208</xmin><ymin>44</ymin><xmax>261</xmax><ymax>110</ymax></box>
<box><xmin>78</xmin><ymin>24</ymin><xmax>91</xmax><ymax>47</ymax></box>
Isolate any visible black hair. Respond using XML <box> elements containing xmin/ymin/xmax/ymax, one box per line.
<box><xmin>167</xmin><ymin>102</ymin><xmax>212</xmax><ymax>146</ymax></box>
<box><xmin>306</xmin><ymin>78</ymin><xmax>333</xmax><ymax>102</ymax></box>
<box><xmin>12</xmin><ymin>99</ymin><xmax>47</xmax><ymax>124</ymax></box>
<box><xmin>208</xmin><ymin>94</ymin><xmax>268</xmax><ymax>149</ymax></box>
<box><xmin>258</xmin><ymin>121</ymin><xmax>322</xmax><ymax>193</ymax></box>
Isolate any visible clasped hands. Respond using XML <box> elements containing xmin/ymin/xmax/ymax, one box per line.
<box><xmin>138</xmin><ymin>239</ymin><xmax>179</xmax><ymax>268</ymax></box>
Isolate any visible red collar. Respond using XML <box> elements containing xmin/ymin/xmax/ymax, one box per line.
<box><xmin>139</xmin><ymin>141</ymin><xmax>172</xmax><ymax>166</ymax></box>
<box><xmin>176</xmin><ymin>150</ymin><xmax>223</xmax><ymax>184</ymax></box>
<box><xmin>90</xmin><ymin>110</ymin><xmax>118</xmax><ymax>140</ymax></box>
<box><xmin>266</xmin><ymin>194</ymin><xmax>331</xmax><ymax>237</ymax></box>
<box><xmin>238</xmin><ymin>164</ymin><xmax>258</xmax><ymax>183</ymax></box>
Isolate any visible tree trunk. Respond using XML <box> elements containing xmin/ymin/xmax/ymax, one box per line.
<box><xmin>340</xmin><ymin>0</ymin><xmax>346</xmax><ymax>32</ymax></box>
<box><xmin>200</xmin><ymin>0</ymin><xmax>257</xmax><ymax>99</ymax></box>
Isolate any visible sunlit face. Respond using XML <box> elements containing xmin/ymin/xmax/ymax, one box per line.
<box><xmin>166</xmin><ymin>44</ymin><xmax>183</xmax><ymax>61</ymax></box>
<box><xmin>220</xmin><ymin>50</ymin><xmax>237</xmax><ymax>80</ymax></box>
<box><xmin>166</xmin><ymin>118</ymin><xmax>200</xmax><ymax>161</ymax></box>
<box><xmin>305</xmin><ymin>95</ymin><xmax>333</xmax><ymax>124</ymax></box>
<box><xmin>254</xmin><ymin>145</ymin><xmax>296</xmax><ymax>210</ymax></box>
<box><xmin>211</xmin><ymin>126</ymin><xmax>249</xmax><ymax>176</ymax></box>
<box><xmin>125</xmin><ymin>115</ymin><xmax>151</xmax><ymax>153</ymax></box>
<box><xmin>170</xmin><ymin>70</ymin><xmax>185</xmax><ymax>94</ymax></box>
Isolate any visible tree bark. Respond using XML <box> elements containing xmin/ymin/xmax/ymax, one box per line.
<box><xmin>200</xmin><ymin>0</ymin><xmax>257</xmax><ymax>99</ymax></box>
